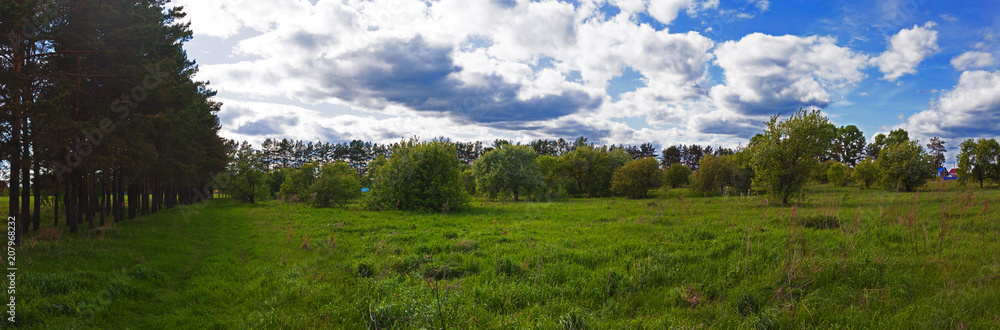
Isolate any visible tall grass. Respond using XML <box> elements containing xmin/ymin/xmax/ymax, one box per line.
<box><xmin>7</xmin><ymin>182</ymin><xmax>1000</xmax><ymax>328</ymax></box>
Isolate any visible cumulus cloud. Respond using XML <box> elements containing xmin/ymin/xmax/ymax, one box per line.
<box><xmin>710</xmin><ymin>33</ymin><xmax>870</xmax><ymax>116</ymax></box>
<box><xmin>951</xmin><ymin>51</ymin><xmax>997</xmax><ymax>71</ymax></box>
<box><xmin>900</xmin><ymin>70</ymin><xmax>1000</xmax><ymax>139</ymax></box>
<box><xmin>876</xmin><ymin>22</ymin><xmax>939</xmax><ymax>81</ymax></box>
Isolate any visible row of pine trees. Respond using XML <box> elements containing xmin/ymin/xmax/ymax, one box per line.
<box><xmin>1</xmin><ymin>0</ymin><xmax>228</xmax><ymax>243</ymax></box>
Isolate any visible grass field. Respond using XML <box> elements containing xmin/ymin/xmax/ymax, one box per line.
<box><xmin>7</xmin><ymin>182</ymin><xmax>1000</xmax><ymax>328</ymax></box>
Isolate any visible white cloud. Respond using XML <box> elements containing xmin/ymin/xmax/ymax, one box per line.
<box><xmin>900</xmin><ymin>70</ymin><xmax>1000</xmax><ymax>139</ymax></box>
<box><xmin>646</xmin><ymin>0</ymin><xmax>718</xmax><ymax>25</ymax></box>
<box><xmin>710</xmin><ymin>33</ymin><xmax>870</xmax><ymax>116</ymax></box>
<box><xmin>950</xmin><ymin>51</ymin><xmax>998</xmax><ymax>71</ymax></box>
<box><xmin>876</xmin><ymin>22</ymin><xmax>939</xmax><ymax>81</ymax></box>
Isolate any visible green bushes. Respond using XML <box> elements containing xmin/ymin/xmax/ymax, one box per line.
<box><xmin>692</xmin><ymin>154</ymin><xmax>737</xmax><ymax>196</ymax></box>
<box><xmin>610</xmin><ymin>158</ymin><xmax>663</xmax><ymax>199</ymax></box>
<box><xmin>364</xmin><ymin>140</ymin><xmax>470</xmax><ymax>212</ymax></box>
<box><xmin>309</xmin><ymin>162</ymin><xmax>361</xmax><ymax>207</ymax></box>
<box><xmin>473</xmin><ymin>145</ymin><xmax>544</xmax><ymax>201</ymax></box>
<box><xmin>561</xmin><ymin>145</ymin><xmax>631</xmax><ymax>197</ymax></box>
<box><xmin>827</xmin><ymin>162</ymin><xmax>851</xmax><ymax>187</ymax></box>
<box><xmin>852</xmin><ymin>157</ymin><xmax>879</xmax><ymax>189</ymax></box>
<box><xmin>279</xmin><ymin>162</ymin><xmax>319</xmax><ymax>201</ymax></box>
<box><xmin>663</xmin><ymin>163</ymin><xmax>692</xmax><ymax>188</ymax></box>
<box><xmin>277</xmin><ymin>161</ymin><xmax>361</xmax><ymax>207</ymax></box>
<box><xmin>876</xmin><ymin>141</ymin><xmax>936</xmax><ymax>192</ymax></box>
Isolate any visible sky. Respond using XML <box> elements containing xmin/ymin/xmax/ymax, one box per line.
<box><xmin>171</xmin><ymin>0</ymin><xmax>1000</xmax><ymax>159</ymax></box>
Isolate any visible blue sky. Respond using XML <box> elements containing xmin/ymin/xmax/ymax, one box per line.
<box><xmin>174</xmin><ymin>0</ymin><xmax>1000</xmax><ymax>156</ymax></box>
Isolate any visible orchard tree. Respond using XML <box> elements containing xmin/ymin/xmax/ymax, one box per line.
<box><xmin>473</xmin><ymin>145</ymin><xmax>544</xmax><ymax>201</ymax></box>
<box><xmin>876</xmin><ymin>141</ymin><xmax>936</xmax><ymax>192</ymax></box>
<box><xmin>750</xmin><ymin>109</ymin><xmax>836</xmax><ymax>204</ymax></box>
<box><xmin>610</xmin><ymin>158</ymin><xmax>662</xmax><ymax>199</ymax></box>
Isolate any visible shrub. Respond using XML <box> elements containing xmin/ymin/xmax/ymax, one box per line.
<box><xmin>561</xmin><ymin>145</ymin><xmax>631</xmax><ymax>197</ymax></box>
<box><xmin>827</xmin><ymin>161</ymin><xmax>851</xmax><ymax>187</ymax></box>
<box><xmin>473</xmin><ymin>145</ymin><xmax>544</xmax><ymax>201</ymax></box>
<box><xmin>692</xmin><ymin>154</ymin><xmax>737</xmax><ymax>196</ymax></box>
<box><xmin>308</xmin><ymin>162</ymin><xmax>361</xmax><ymax>208</ymax></box>
<box><xmin>611</xmin><ymin>158</ymin><xmax>663</xmax><ymax>199</ymax></box>
<box><xmin>279</xmin><ymin>162</ymin><xmax>319</xmax><ymax>201</ymax></box>
<box><xmin>460</xmin><ymin>169</ymin><xmax>476</xmax><ymax>196</ymax></box>
<box><xmin>364</xmin><ymin>140</ymin><xmax>469</xmax><ymax>212</ymax></box>
<box><xmin>852</xmin><ymin>157</ymin><xmax>879</xmax><ymax>189</ymax></box>
<box><xmin>537</xmin><ymin>155</ymin><xmax>569</xmax><ymax>200</ymax></box>
<box><xmin>663</xmin><ymin>163</ymin><xmax>692</xmax><ymax>188</ymax></box>
<box><xmin>264</xmin><ymin>168</ymin><xmax>287</xmax><ymax>198</ymax></box>
<box><xmin>876</xmin><ymin>141</ymin><xmax>936</xmax><ymax>192</ymax></box>
<box><xmin>811</xmin><ymin>160</ymin><xmax>835</xmax><ymax>184</ymax></box>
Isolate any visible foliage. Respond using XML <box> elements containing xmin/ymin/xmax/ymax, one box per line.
<box><xmin>876</xmin><ymin>141</ymin><xmax>936</xmax><ymax>192</ymax></box>
<box><xmin>364</xmin><ymin>140</ymin><xmax>469</xmax><ymax>212</ymax></box>
<box><xmin>835</xmin><ymin>125</ymin><xmax>866</xmax><ymax>166</ymax></box>
<box><xmin>750</xmin><ymin>109</ymin><xmax>836</xmax><ymax>204</ymax></box>
<box><xmin>279</xmin><ymin>162</ymin><xmax>320</xmax><ymax>202</ymax></box>
<box><xmin>561</xmin><ymin>145</ymin><xmax>631</xmax><ymax>197</ymax></box>
<box><xmin>663</xmin><ymin>163</ymin><xmax>693</xmax><ymax>188</ymax></box>
<box><xmin>728</xmin><ymin>149</ymin><xmax>756</xmax><ymax>194</ymax></box>
<box><xmin>867</xmin><ymin>129</ymin><xmax>910</xmax><ymax>159</ymax></box>
<box><xmin>826</xmin><ymin>162</ymin><xmax>851</xmax><ymax>187</ymax></box>
<box><xmin>957</xmin><ymin>138</ymin><xmax>1000</xmax><ymax>188</ymax></box>
<box><xmin>536</xmin><ymin>155</ymin><xmax>569</xmax><ymax>200</ymax></box>
<box><xmin>852</xmin><ymin>158</ymin><xmax>880</xmax><ymax>189</ymax></box>
<box><xmin>811</xmin><ymin>160</ymin><xmax>835</xmax><ymax>184</ymax></box>
<box><xmin>460</xmin><ymin>169</ymin><xmax>477</xmax><ymax>196</ymax></box>
<box><xmin>692</xmin><ymin>154</ymin><xmax>738</xmax><ymax>196</ymax></box>
<box><xmin>264</xmin><ymin>168</ymin><xmax>288</xmax><ymax>198</ymax></box>
<box><xmin>610</xmin><ymin>158</ymin><xmax>663</xmax><ymax>199</ymax></box>
<box><xmin>308</xmin><ymin>162</ymin><xmax>361</xmax><ymax>208</ymax></box>
<box><xmin>926</xmin><ymin>137</ymin><xmax>947</xmax><ymax>170</ymax></box>
<box><xmin>661</xmin><ymin>146</ymin><xmax>682</xmax><ymax>166</ymax></box>
<box><xmin>473</xmin><ymin>145</ymin><xmax>544</xmax><ymax>201</ymax></box>
<box><xmin>226</xmin><ymin>142</ymin><xmax>269</xmax><ymax>204</ymax></box>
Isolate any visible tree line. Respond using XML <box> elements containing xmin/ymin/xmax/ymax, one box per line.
<box><xmin>223</xmin><ymin>109</ymin><xmax>1000</xmax><ymax>212</ymax></box>
<box><xmin>1</xmin><ymin>0</ymin><xmax>228</xmax><ymax>243</ymax></box>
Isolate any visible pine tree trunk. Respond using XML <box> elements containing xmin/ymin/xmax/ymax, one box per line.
<box><xmin>80</xmin><ymin>172</ymin><xmax>91</xmax><ymax>229</ymax></box>
<box><xmin>32</xmin><ymin>141</ymin><xmax>40</xmax><ymax>231</ymax></box>
<box><xmin>21</xmin><ymin>145</ymin><xmax>31</xmax><ymax>234</ymax></box>
<box><xmin>67</xmin><ymin>171</ymin><xmax>78</xmax><ymax>233</ymax></box>
<box><xmin>89</xmin><ymin>174</ymin><xmax>98</xmax><ymax>227</ymax></box>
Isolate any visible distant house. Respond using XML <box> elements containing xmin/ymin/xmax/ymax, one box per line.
<box><xmin>937</xmin><ymin>168</ymin><xmax>959</xmax><ymax>180</ymax></box>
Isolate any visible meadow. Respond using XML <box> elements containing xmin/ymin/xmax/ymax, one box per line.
<box><xmin>8</xmin><ymin>181</ymin><xmax>1000</xmax><ymax>328</ymax></box>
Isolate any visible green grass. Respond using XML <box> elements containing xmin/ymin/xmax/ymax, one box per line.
<box><xmin>7</xmin><ymin>182</ymin><xmax>1000</xmax><ymax>328</ymax></box>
